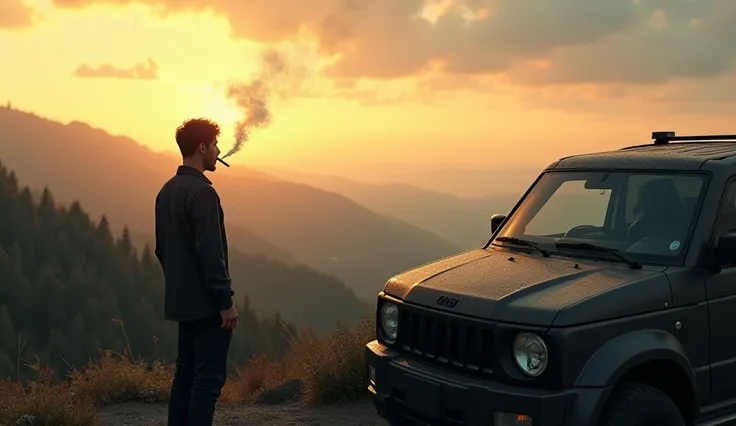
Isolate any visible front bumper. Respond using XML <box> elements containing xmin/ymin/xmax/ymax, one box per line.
<box><xmin>365</xmin><ymin>340</ymin><xmax>608</xmax><ymax>426</ymax></box>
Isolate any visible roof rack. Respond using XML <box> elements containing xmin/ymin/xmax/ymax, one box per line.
<box><xmin>652</xmin><ymin>131</ymin><xmax>736</xmax><ymax>145</ymax></box>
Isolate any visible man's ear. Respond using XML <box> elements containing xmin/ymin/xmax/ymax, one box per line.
<box><xmin>198</xmin><ymin>142</ymin><xmax>206</xmax><ymax>154</ymax></box>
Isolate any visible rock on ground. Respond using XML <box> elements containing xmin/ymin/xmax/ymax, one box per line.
<box><xmin>98</xmin><ymin>399</ymin><xmax>388</xmax><ymax>426</ymax></box>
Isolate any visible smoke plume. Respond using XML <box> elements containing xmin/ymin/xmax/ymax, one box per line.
<box><xmin>221</xmin><ymin>48</ymin><xmax>289</xmax><ymax>159</ymax></box>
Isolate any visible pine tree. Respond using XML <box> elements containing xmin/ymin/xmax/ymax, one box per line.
<box><xmin>96</xmin><ymin>215</ymin><xmax>113</xmax><ymax>244</ymax></box>
<box><xmin>117</xmin><ymin>225</ymin><xmax>135</xmax><ymax>260</ymax></box>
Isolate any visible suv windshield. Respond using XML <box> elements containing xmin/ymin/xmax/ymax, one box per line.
<box><xmin>493</xmin><ymin>171</ymin><xmax>707</xmax><ymax>264</ymax></box>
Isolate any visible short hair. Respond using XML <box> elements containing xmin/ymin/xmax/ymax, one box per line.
<box><xmin>175</xmin><ymin>118</ymin><xmax>221</xmax><ymax>157</ymax></box>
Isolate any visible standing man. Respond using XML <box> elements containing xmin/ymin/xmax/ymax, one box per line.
<box><xmin>154</xmin><ymin>118</ymin><xmax>238</xmax><ymax>426</ymax></box>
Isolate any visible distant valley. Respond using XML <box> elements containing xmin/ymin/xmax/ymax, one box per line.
<box><xmin>0</xmin><ymin>106</ymin><xmax>462</xmax><ymax>302</ymax></box>
<box><xmin>266</xmin><ymin>168</ymin><xmax>525</xmax><ymax>250</ymax></box>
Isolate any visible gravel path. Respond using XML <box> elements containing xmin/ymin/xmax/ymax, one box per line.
<box><xmin>98</xmin><ymin>399</ymin><xmax>389</xmax><ymax>426</ymax></box>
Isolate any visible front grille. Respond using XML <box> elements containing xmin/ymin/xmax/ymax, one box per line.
<box><xmin>396</xmin><ymin>304</ymin><xmax>495</xmax><ymax>377</ymax></box>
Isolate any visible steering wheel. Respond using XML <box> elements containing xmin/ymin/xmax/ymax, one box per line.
<box><xmin>564</xmin><ymin>225</ymin><xmax>608</xmax><ymax>239</ymax></box>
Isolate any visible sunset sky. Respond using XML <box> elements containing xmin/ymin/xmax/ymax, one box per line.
<box><xmin>2</xmin><ymin>0</ymin><xmax>735</xmax><ymax>177</ymax></box>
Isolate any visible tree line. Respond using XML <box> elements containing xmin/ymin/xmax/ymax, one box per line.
<box><xmin>0</xmin><ymin>161</ymin><xmax>297</xmax><ymax>381</ymax></box>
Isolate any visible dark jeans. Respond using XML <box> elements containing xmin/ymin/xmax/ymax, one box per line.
<box><xmin>167</xmin><ymin>314</ymin><xmax>232</xmax><ymax>426</ymax></box>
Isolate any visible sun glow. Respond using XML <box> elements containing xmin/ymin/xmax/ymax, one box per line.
<box><xmin>418</xmin><ymin>0</ymin><xmax>455</xmax><ymax>24</ymax></box>
<box><xmin>205</xmin><ymin>96</ymin><xmax>241</xmax><ymax>128</ymax></box>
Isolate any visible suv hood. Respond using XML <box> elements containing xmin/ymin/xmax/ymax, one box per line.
<box><xmin>383</xmin><ymin>248</ymin><xmax>671</xmax><ymax>327</ymax></box>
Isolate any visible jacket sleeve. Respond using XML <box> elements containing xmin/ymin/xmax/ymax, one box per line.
<box><xmin>154</xmin><ymin>193</ymin><xmax>163</xmax><ymax>266</ymax></box>
<box><xmin>189</xmin><ymin>186</ymin><xmax>233</xmax><ymax>311</ymax></box>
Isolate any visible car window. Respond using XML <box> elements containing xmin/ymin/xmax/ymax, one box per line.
<box><xmin>526</xmin><ymin>180</ymin><xmax>611</xmax><ymax>236</ymax></box>
<box><xmin>495</xmin><ymin>171</ymin><xmax>708</xmax><ymax>264</ymax></box>
<box><xmin>626</xmin><ymin>175</ymin><xmax>704</xmax><ymax>224</ymax></box>
<box><xmin>713</xmin><ymin>179</ymin><xmax>736</xmax><ymax>241</ymax></box>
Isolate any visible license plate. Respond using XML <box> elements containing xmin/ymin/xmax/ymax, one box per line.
<box><xmin>402</xmin><ymin>374</ymin><xmax>442</xmax><ymax>418</ymax></box>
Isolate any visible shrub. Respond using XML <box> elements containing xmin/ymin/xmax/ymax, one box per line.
<box><xmin>224</xmin><ymin>311</ymin><xmax>376</xmax><ymax>406</ymax></box>
<box><xmin>0</xmin><ymin>362</ymin><xmax>98</xmax><ymax>426</ymax></box>
<box><xmin>296</xmin><ymin>313</ymin><xmax>375</xmax><ymax>405</ymax></box>
<box><xmin>69</xmin><ymin>350</ymin><xmax>173</xmax><ymax>406</ymax></box>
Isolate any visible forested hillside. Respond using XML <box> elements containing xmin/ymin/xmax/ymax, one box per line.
<box><xmin>0</xmin><ymin>160</ymin><xmax>297</xmax><ymax>381</ymax></box>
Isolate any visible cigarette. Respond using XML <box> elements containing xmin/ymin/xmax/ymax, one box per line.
<box><xmin>217</xmin><ymin>157</ymin><xmax>230</xmax><ymax>167</ymax></box>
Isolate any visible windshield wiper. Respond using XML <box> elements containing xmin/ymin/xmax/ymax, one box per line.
<box><xmin>495</xmin><ymin>236</ymin><xmax>551</xmax><ymax>257</ymax></box>
<box><xmin>554</xmin><ymin>241</ymin><xmax>642</xmax><ymax>269</ymax></box>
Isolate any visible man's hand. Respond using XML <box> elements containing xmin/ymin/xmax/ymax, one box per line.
<box><xmin>220</xmin><ymin>305</ymin><xmax>238</xmax><ymax>330</ymax></box>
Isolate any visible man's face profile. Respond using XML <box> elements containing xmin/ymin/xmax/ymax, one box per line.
<box><xmin>202</xmin><ymin>138</ymin><xmax>220</xmax><ymax>172</ymax></box>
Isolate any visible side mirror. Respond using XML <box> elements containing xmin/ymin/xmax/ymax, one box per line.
<box><xmin>490</xmin><ymin>214</ymin><xmax>506</xmax><ymax>235</ymax></box>
<box><xmin>715</xmin><ymin>233</ymin><xmax>736</xmax><ymax>268</ymax></box>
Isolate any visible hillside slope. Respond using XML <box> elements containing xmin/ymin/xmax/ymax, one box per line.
<box><xmin>0</xmin><ymin>106</ymin><xmax>461</xmax><ymax>300</ymax></box>
<box><xmin>129</xmin><ymin>226</ymin><xmax>297</xmax><ymax>266</ymax></box>
<box><xmin>268</xmin><ymin>169</ymin><xmax>523</xmax><ymax>250</ymax></box>
<box><xmin>129</xmin><ymin>229</ymin><xmax>366</xmax><ymax>332</ymax></box>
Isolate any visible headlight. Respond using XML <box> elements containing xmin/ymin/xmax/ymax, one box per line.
<box><xmin>513</xmin><ymin>332</ymin><xmax>548</xmax><ymax>377</ymax></box>
<box><xmin>380</xmin><ymin>302</ymin><xmax>399</xmax><ymax>342</ymax></box>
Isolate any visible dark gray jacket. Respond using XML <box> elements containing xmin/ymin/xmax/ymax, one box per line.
<box><xmin>155</xmin><ymin>165</ymin><xmax>234</xmax><ymax>322</ymax></box>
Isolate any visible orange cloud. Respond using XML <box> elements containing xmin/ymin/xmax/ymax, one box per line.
<box><xmin>73</xmin><ymin>58</ymin><xmax>158</xmax><ymax>80</ymax></box>
<box><xmin>50</xmin><ymin>0</ymin><xmax>736</xmax><ymax>85</ymax></box>
<box><xmin>50</xmin><ymin>0</ymin><xmax>736</xmax><ymax>114</ymax></box>
<box><xmin>0</xmin><ymin>0</ymin><xmax>37</xmax><ymax>29</ymax></box>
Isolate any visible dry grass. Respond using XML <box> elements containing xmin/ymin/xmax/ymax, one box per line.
<box><xmin>0</xmin><ymin>349</ymin><xmax>173</xmax><ymax>425</ymax></box>
<box><xmin>0</xmin><ymin>362</ymin><xmax>99</xmax><ymax>426</ymax></box>
<box><xmin>224</xmin><ymin>311</ymin><xmax>376</xmax><ymax>406</ymax></box>
<box><xmin>68</xmin><ymin>350</ymin><xmax>173</xmax><ymax>406</ymax></box>
<box><xmin>220</xmin><ymin>354</ymin><xmax>286</xmax><ymax>403</ymax></box>
<box><xmin>295</xmin><ymin>314</ymin><xmax>375</xmax><ymax>405</ymax></box>
<box><xmin>0</xmin><ymin>312</ymin><xmax>377</xmax><ymax>425</ymax></box>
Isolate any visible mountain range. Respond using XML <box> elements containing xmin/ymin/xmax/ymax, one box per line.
<box><xmin>0</xmin><ymin>106</ymin><xmax>463</xmax><ymax>301</ymax></box>
<box><xmin>265</xmin><ymin>169</ymin><xmax>526</xmax><ymax>250</ymax></box>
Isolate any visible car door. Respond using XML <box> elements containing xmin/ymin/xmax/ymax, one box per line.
<box><xmin>705</xmin><ymin>177</ymin><xmax>736</xmax><ymax>402</ymax></box>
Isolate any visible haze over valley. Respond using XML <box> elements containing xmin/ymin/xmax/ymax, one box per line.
<box><xmin>0</xmin><ymin>106</ymin><xmax>491</xmax><ymax>305</ymax></box>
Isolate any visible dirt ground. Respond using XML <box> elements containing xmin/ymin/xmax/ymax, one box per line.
<box><xmin>98</xmin><ymin>399</ymin><xmax>389</xmax><ymax>426</ymax></box>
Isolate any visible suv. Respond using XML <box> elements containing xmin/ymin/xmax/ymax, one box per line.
<box><xmin>365</xmin><ymin>132</ymin><xmax>736</xmax><ymax>426</ymax></box>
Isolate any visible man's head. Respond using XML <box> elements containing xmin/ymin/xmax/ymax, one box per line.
<box><xmin>175</xmin><ymin>118</ymin><xmax>221</xmax><ymax>172</ymax></box>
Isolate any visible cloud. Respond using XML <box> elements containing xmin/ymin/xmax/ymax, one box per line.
<box><xmin>510</xmin><ymin>71</ymin><xmax>736</xmax><ymax>117</ymax></box>
<box><xmin>0</xmin><ymin>0</ymin><xmax>37</xmax><ymax>29</ymax></box>
<box><xmin>50</xmin><ymin>0</ymin><xmax>736</xmax><ymax>87</ymax></box>
<box><xmin>506</xmin><ymin>1</ymin><xmax>736</xmax><ymax>86</ymax></box>
<box><xmin>652</xmin><ymin>73</ymin><xmax>736</xmax><ymax>104</ymax></box>
<box><xmin>73</xmin><ymin>58</ymin><xmax>158</xmax><ymax>80</ymax></box>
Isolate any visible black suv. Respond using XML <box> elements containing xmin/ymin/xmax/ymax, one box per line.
<box><xmin>365</xmin><ymin>132</ymin><xmax>736</xmax><ymax>426</ymax></box>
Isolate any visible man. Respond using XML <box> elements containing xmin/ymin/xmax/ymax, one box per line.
<box><xmin>154</xmin><ymin>118</ymin><xmax>238</xmax><ymax>426</ymax></box>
